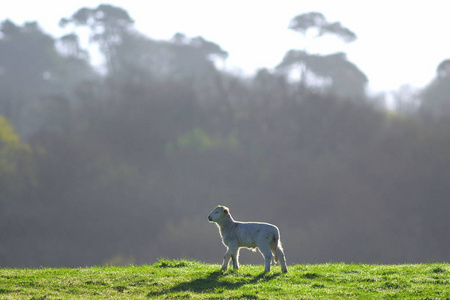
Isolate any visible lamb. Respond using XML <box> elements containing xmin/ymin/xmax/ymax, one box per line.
<box><xmin>208</xmin><ymin>205</ymin><xmax>288</xmax><ymax>273</ymax></box>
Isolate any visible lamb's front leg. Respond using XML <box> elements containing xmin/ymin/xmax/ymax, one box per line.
<box><xmin>222</xmin><ymin>245</ymin><xmax>238</xmax><ymax>271</ymax></box>
<box><xmin>221</xmin><ymin>249</ymin><xmax>232</xmax><ymax>271</ymax></box>
<box><xmin>231</xmin><ymin>248</ymin><xmax>240</xmax><ymax>270</ymax></box>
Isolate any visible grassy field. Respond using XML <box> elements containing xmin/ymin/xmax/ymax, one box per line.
<box><xmin>0</xmin><ymin>259</ymin><xmax>449</xmax><ymax>299</ymax></box>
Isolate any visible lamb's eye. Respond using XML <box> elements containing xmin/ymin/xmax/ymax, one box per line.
<box><xmin>215</xmin><ymin>211</ymin><xmax>219</xmax><ymax>214</ymax></box>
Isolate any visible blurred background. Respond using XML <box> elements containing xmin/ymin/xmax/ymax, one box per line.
<box><xmin>1</xmin><ymin>2</ymin><xmax>450</xmax><ymax>267</ymax></box>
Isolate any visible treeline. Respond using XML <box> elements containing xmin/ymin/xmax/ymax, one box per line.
<box><xmin>1</xmin><ymin>5</ymin><xmax>450</xmax><ymax>267</ymax></box>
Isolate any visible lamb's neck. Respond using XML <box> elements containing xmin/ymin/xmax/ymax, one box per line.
<box><xmin>218</xmin><ymin>215</ymin><xmax>235</xmax><ymax>232</ymax></box>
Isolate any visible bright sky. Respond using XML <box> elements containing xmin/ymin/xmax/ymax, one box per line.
<box><xmin>2</xmin><ymin>0</ymin><xmax>450</xmax><ymax>93</ymax></box>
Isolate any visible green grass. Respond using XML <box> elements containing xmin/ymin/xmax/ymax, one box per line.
<box><xmin>1</xmin><ymin>259</ymin><xmax>449</xmax><ymax>299</ymax></box>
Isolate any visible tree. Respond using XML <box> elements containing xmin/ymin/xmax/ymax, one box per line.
<box><xmin>0</xmin><ymin>20</ymin><xmax>94</xmax><ymax>136</ymax></box>
<box><xmin>60</xmin><ymin>5</ymin><xmax>228</xmax><ymax>99</ymax></box>
<box><xmin>60</xmin><ymin>4</ymin><xmax>134</xmax><ymax>74</ymax></box>
<box><xmin>0</xmin><ymin>115</ymin><xmax>35</xmax><ymax>194</ymax></box>
<box><xmin>277</xmin><ymin>50</ymin><xmax>367</xmax><ymax>98</ymax></box>
<box><xmin>420</xmin><ymin>58</ymin><xmax>450</xmax><ymax>121</ymax></box>
<box><xmin>110</xmin><ymin>32</ymin><xmax>228</xmax><ymax>84</ymax></box>
<box><xmin>57</xmin><ymin>33</ymin><xmax>89</xmax><ymax>60</ymax></box>
<box><xmin>0</xmin><ymin>20</ymin><xmax>54</xmax><ymax>134</ymax></box>
<box><xmin>277</xmin><ymin>12</ymin><xmax>367</xmax><ymax>99</ymax></box>
<box><xmin>0</xmin><ymin>115</ymin><xmax>36</xmax><ymax>253</ymax></box>
<box><xmin>288</xmin><ymin>12</ymin><xmax>357</xmax><ymax>42</ymax></box>
<box><xmin>169</xmin><ymin>33</ymin><xmax>228</xmax><ymax>79</ymax></box>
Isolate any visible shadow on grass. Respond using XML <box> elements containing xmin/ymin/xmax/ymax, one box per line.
<box><xmin>148</xmin><ymin>270</ymin><xmax>281</xmax><ymax>297</ymax></box>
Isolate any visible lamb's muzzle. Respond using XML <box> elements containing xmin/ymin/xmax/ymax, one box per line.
<box><xmin>208</xmin><ymin>205</ymin><xmax>288</xmax><ymax>273</ymax></box>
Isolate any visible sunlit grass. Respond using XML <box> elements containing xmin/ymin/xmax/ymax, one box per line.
<box><xmin>0</xmin><ymin>259</ymin><xmax>449</xmax><ymax>299</ymax></box>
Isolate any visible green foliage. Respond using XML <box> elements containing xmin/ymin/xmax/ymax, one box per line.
<box><xmin>0</xmin><ymin>261</ymin><xmax>449</xmax><ymax>299</ymax></box>
<box><xmin>0</xmin><ymin>115</ymin><xmax>20</xmax><ymax>144</ymax></box>
<box><xmin>167</xmin><ymin>128</ymin><xmax>238</xmax><ymax>153</ymax></box>
<box><xmin>0</xmin><ymin>115</ymin><xmax>35</xmax><ymax>194</ymax></box>
<box><xmin>176</xmin><ymin>128</ymin><xmax>215</xmax><ymax>152</ymax></box>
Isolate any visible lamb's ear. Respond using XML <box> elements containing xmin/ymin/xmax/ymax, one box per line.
<box><xmin>223</xmin><ymin>207</ymin><xmax>229</xmax><ymax>214</ymax></box>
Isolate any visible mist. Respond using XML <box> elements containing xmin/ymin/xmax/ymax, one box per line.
<box><xmin>1</xmin><ymin>5</ymin><xmax>449</xmax><ymax>267</ymax></box>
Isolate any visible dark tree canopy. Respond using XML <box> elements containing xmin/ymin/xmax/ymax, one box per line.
<box><xmin>289</xmin><ymin>12</ymin><xmax>357</xmax><ymax>42</ymax></box>
<box><xmin>278</xmin><ymin>13</ymin><xmax>365</xmax><ymax>99</ymax></box>
<box><xmin>277</xmin><ymin>50</ymin><xmax>367</xmax><ymax>98</ymax></box>
<box><xmin>436</xmin><ymin>59</ymin><xmax>450</xmax><ymax>78</ymax></box>
<box><xmin>59</xmin><ymin>4</ymin><xmax>134</xmax><ymax>31</ymax></box>
<box><xmin>420</xmin><ymin>58</ymin><xmax>450</xmax><ymax>120</ymax></box>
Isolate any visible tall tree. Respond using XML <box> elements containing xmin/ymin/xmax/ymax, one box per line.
<box><xmin>277</xmin><ymin>50</ymin><xmax>367</xmax><ymax>99</ymax></box>
<box><xmin>277</xmin><ymin>12</ymin><xmax>367</xmax><ymax>99</ymax></box>
<box><xmin>60</xmin><ymin>4</ymin><xmax>134</xmax><ymax>74</ymax></box>
<box><xmin>0</xmin><ymin>20</ymin><xmax>93</xmax><ymax>136</ymax></box>
<box><xmin>420</xmin><ymin>58</ymin><xmax>450</xmax><ymax>121</ymax></box>
<box><xmin>288</xmin><ymin>12</ymin><xmax>357</xmax><ymax>42</ymax></box>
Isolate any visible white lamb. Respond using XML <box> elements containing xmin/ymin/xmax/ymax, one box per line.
<box><xmin>208</xmin><ymin>205</ymin><xmax>288</xmax><ymax>273</ymax></box>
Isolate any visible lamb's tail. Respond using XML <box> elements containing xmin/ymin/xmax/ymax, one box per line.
<box><xmin>272</xmin><ymin>236</ymin><xmax>281</xmax><ymax>261</ymax></box>
<box><xmin>271</xmin><ymin>233</ymin><xmax>282</xmax><ymax>261</ymax></box>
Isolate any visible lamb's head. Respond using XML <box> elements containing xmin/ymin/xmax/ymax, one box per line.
<box><xmin>208</xmin><ymin>205</ymin><xmax>229</xmax><ymax>222</ymax></box>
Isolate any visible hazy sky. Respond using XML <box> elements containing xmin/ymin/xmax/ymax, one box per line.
<box><xmin>2</xmin><ymin>0</ymin><xmax>449</xmax><ymax>93</ymax></box>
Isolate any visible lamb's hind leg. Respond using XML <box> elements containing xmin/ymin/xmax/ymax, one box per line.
<box><xmin>276</xmin><ymin>245</ymin><xmax>288</xmax><ymax>273</ymax></box>
<box><xmin>258</xmin><ymin>244</ymin><xmax>273</xmax><ymax>273</ymax></box>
